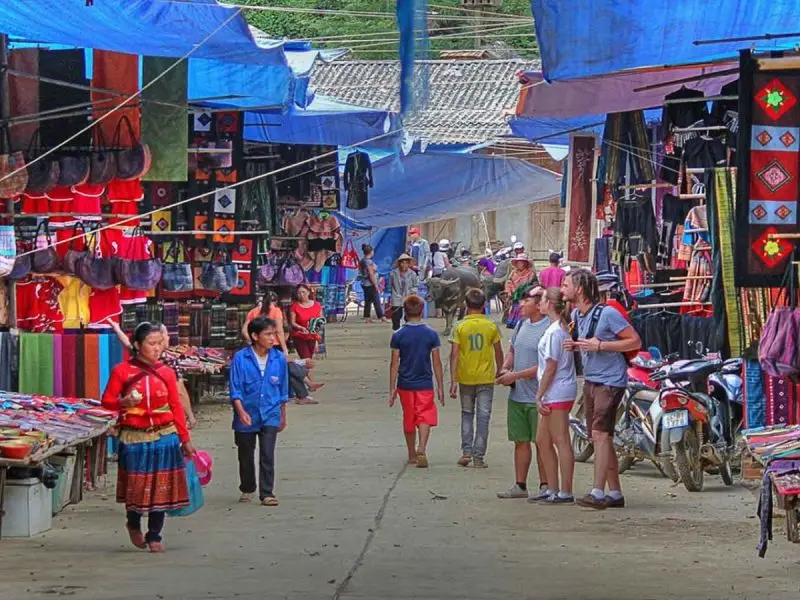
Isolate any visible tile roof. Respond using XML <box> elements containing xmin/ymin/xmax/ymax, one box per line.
<box><xmin>310</xmin><ymin>58</ymin><xmax>540</xmax><ymax>144</ymax></box>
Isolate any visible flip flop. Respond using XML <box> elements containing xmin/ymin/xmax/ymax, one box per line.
<box><xmin>261</xmin><ymin>496</ymin><xmax>280</xmax><ymax>506</ymax></box>
<box><xmin>126</xmin><ymin>524</ymin><xmax>146</xmax><ymax>549</ymax></box>
<box><xmin>416</xmin><ymin>453</ymin><xmax>429</xmax><ymax>468</ymax></box>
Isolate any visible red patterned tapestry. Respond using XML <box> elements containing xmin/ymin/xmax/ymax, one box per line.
<box><xmin>564</xmin><ymin>134</ymin><xmax>596</xmax><ymax>264</ymax></box>
<box><xmin>736</xmin><ymin>50</ymin><xmax>800</xmax><ymax>287</ymax></box>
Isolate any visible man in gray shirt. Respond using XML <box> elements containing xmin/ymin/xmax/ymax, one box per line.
<box><xmin>495</xmin><ymin>286</ymin><xmax>551</xmax><ymax>499</ymax></box>
<box><xmin>562</xmin><ymin>269</ymin><xmax>641</xmax><ymax>510</ymax></box>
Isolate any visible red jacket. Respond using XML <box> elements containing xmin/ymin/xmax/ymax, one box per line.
<box><xmin>102</xmin><ymin>359</ymin><xmax>190</xmax><ymax>444</ymax></box>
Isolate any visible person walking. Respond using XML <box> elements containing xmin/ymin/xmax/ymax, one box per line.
<box><xmin>289</xmin><ymin>284</ymin><xmax>323</xmax><ymax>359</ymax></box>
<box><xmin>562</xmin><ymin>268</ymin><xmax>641</xmax><ymax>509</ymax></box>
<box><xmin>407</xmin><ymin>227</ymin><xmax>431</xmax><ymax>280</ymax></box>
<box><xmin>359</xmin><ymin>244</ymin><xmax>388</xmax><ymax>324</ymax></box>
<box><xmin>532</xmin><ymin>287</ymin><xmax>577</xmax><ymax>504</ymax></box>
<box><xmin>495</xmin><ymin>286</ymin><xmax>551</xmax><ymax>499</ymax></box>
<box><xmin>389</xmin><ymin>253</ymin><xmax>419</xmax><ymax>331</ymax></box>
<box><xmin>101</xmin><ymin>322</ymin><xmax>194</xmax><ymax>552</ymax></box>
<box><xmin>538</xmin><ymin>252</ymin><xmax>566</xmax><ymax>289</ymax></box>
<box><xmin>389</xmin><ymin>295</ymin><xmax>445</xmax><ymax>468</ymax></box>
<box><xmin>229</xmin><ymin>317</ymin><xmax>290</xmax><ymax>506</ymax></box>
<box><xmin>449</xmin><ymin>289</ymin><xmax>503</xmax><ymax>468</ymax></box>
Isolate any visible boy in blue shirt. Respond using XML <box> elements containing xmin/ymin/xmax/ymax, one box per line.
<box><xmin>229</xmin><ymin>317</ymin><xmax>289</xmax><ymax>506</ymax></box>
<box><xmin>389</xmin><ymin>295</ymin><xmax>445</xmax><ymax>468</ymax></box>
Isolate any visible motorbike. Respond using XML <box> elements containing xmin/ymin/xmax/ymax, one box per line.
<box><xmin>657</xmin><ymin>358</ymin><xmax>739</xmax><ymax>491</ymax></box>
<box><xmin>570</xmin><ymin>350</ymin><xmax>670</xmax><ymax>465</ymax></box>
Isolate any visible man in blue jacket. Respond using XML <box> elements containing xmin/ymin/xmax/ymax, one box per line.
<box><xmin>230</xmin><ymin>317</ymin><xmax>289</xmax><ymax>506</ymax></box>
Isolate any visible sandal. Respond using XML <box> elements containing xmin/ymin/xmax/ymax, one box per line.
<box><xmin>126</xmin><ymin>524</ymin><xmax>146</xmax><ymax>549</ymax></box>
<box><xmin>261</xmin><ymin>496</ymin><xmax>280</xmax><ymax>506</ymax></box>
<box><xmin>416</xmin><ymin>453</ymin><xmax>429</xmax><ymax>468</ymax></box>
<box><xmin>147</xmin><ymin>541</ymin><xmax>166</xmax><ymax>553</ymax></box>
<box><xmin>295</xmin><ymin>397</ymin><xmax>319</xmax><ymax>405</ymax></box>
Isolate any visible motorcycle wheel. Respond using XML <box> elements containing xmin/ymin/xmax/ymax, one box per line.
<box><xmin>674</xmin><ymin>427</ymin><xmax>704</xmax><ymax>492</ymax></box>
<box><xmin>572</xmin><ymin>399</ymin><xmax>594</xmax><ymax>463</ymax></box>
<box><xmin>720</xmin><ymin>459</ymin><xmax>735</xmax><ymax>486</ymax></box>
<box><xmin>618</xmin><ymin>455</ymin><xmax>635</xmax><ymax>474</ymax></box>
<box><xmin>658</xmin><ymin>428</ymin><xmax>679</xmax><ymax>482</ymax></box>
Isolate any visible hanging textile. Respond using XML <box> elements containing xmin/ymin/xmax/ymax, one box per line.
<box><xmin>706</xmin><ymin>168</ymin><xmax>743</xmax><ymax>358</ymax></box>
<box><xmin>8</xmin><ymin>48</ymin><xmax>39</xmax><ymax>152</ymax></box>
<box><xmin>92</xmin><ymin>50</ymin><xmax>140</xmax><ymax>146</ymax></box>
<box><xmin>602</xmin><ymin>110</ymin><xmax>656</xmax><ymax>193</ymax></box>
<box><xmin>19</xmin><ymin>332</ymin><xmax>54</xmax><ymax>396</ymax></box>
<box><xmin>564</xmin><ymin>133</ymin><xmax>596</xmax><ymax>264</ymax></box>
<box><xmin>744</xmin><ymin>359</ymin><xmax>766</xmax><ymax>429</ymax></box>
<box><xmin>38</xmin><ymin>49</ymin><xmax>90</xmax><ymax>149</ymax></box>
<box><xmin>735</xmin><ymin>50</ymin><xmax>800</xmax><ymax>287</ymax></box>
<box><xmin>142</xmin><ymin>57</ymin><xmax>188</xmax><ymax>182</ymax></box>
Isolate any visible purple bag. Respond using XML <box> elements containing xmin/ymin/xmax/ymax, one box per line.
<box><xmin>759</xmin><ymin>307</ymin><xmax>800</xmax><ymax>379</ymax></box>
<box><xmin>257</xmin><ymin>258</ymin><xmax>278</xmax><ymax>286</ymax></box>
<box><xmin>279</xmin><ymin>257</ymin><xmax>304</xmax><ymax>286</ymax></box>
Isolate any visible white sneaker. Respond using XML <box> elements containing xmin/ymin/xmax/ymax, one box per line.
<box><xmin>497</xmin><ymin>484</ymin><xmax>528</xmax><ymax>499</ymax></box>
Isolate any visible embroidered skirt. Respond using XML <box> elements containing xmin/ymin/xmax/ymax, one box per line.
<box><xmin>117</xmin><ymin>432</ymin><xmax>189</xmax><ymax>514</ymax></box>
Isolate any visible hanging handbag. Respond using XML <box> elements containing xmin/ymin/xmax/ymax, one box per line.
<box><xmin>31</xmin><ymin>221</ymin><xmax>59</xmax><ymax>273</ymax></box>
<box><xmin>7</xmin><ymin>225</ymin><xmax>31</xmax><ymax>281</ymax></box>
<box><xmin>161</xmin><ymin>240</ymin><xmax>194</xmax><ymax>293</ymax></box>
<box><xmin>279</xmin><ymin>255</ymin><xmax>304</xmax><ymax>286</ymax></box>
<box><xmin>62</xmin><ymin>222</ymin><xmax>89</xmax><ymax>276</ymax></box>
<box><xmin>89</xmin><ymin>127</ymin><xmax>117</xmax><ymax>185</ymax></box>
<box><xmin>57</xmin><ymin>153</ymin><xmax>90</xmax><ymax>186</ymax></box>
<box><xmin>76</xmin><ymin>232</ymin><xmax>116</xmax><ymax>289</ymax></box>
<box><xmin>341</xmin><ymin>238</ymin><xmax>359</xmax><ymax>269</ymax></box>
<box><xmin>0</xmin><ymin>150</ymin><xmax>28</xmax><ymax>200</ymax></box>
<box><xmin>113</xmin><ymin>229</ymin><xmax>163</xmax><ymax>290</ymax></box>
<box><xmin>113</xmin><ymin>115</ymin><xmax>152</xmax><ymax>181</ymax></box>
<box><xmin>257</xmin><ymin>255</ymin><xmax>279</xmax><ymax>286</ymax></box>
<box><xmin>201</xmin><ymin>246</ymin><xmax>238</xmax><ymax>292</ymax></box>
<box><xmin>24</xmin><ymin>129</ymin><xmax>60</xmax><ymax>194</ymax></box>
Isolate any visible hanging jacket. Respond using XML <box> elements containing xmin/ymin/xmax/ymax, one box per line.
<box><xmin>344</xmin><ymin>151</ymin><xmax>373</xmax><ymax>210</ymax></box>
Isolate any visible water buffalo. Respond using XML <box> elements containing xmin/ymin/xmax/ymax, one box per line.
<box><xmin>425</xmin><ymin>266</ymin><xmax>481</xmax><ymax>336</ymax></box>
<box><xmin>481</xmin><ymin>259</ymin><xmax>510</xmax><ymax>304</ymax></box>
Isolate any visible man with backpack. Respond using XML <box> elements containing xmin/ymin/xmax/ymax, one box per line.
<box><xmin>562</xmin><ymin>269</ymin><xmax>641</xmax><ymax>509</ymax></box>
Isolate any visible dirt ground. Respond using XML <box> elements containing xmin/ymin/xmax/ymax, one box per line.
<box><xmin>1</xmin><ymin>318</ymin><xmax>799</xmax><ymax>600</ymax></box>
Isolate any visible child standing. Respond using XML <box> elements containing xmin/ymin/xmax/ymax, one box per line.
<box><xmin>389</xmin><ymin>295</ymin><xmax>445</xmax><ymax>468</ymax></box>
<box><xmin>449</xmin><ymin>289</ymin><xmax>503</xmax><ymax>468</ymax></box>
<box><xmin>229</xmin><ymin>317</ymin><xmax>289</xmax><ymax>506</ymax></box>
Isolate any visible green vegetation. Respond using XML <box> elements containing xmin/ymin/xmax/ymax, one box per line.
<box><xmin>240</xmin><ymin>0</ymin><xmax>536</xmax><ymax>60</ymax></box>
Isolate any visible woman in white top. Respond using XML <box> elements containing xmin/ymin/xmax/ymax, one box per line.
<box><xmin>531</xmin><ymin>287</ymin><xmax>577</xmax><ymax>504</ymax></box>
<box><xmin>429</xmin><ymin>242</ymin><xmax>451</xmax><ymax>277</ymax></box>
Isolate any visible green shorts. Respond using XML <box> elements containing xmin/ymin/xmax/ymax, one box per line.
<box><xmin>507</xmin><ymin>398</ymin><xmax>538</xmax><ymax>442</ymax></box>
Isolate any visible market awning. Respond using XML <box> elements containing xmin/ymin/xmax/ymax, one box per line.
<box><xmin>339</xmin><ymin>150</ymin><xmax>562</xmax><ymax>228</ymax></box>
<box><xmin>516</xmin><ymin>63</ymin><xmax>738</xmax><ymax>119</ymax></box>
<box><xmin>507</xmin><ymin>116</ymin><xmax>607</xmax><ymax>145</ymax></box>
<box><xmin>244</xmin><ymin>96</ymin><xmax>399</xmax><ymax>147</ymax></box>
<box><xmin>531</xmin><ymin>0</ymin><xmax>800</xmax><ymax>80</ymax></box>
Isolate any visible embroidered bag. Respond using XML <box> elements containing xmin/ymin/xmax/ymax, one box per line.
<box><xmin>279</xmin><ymin>256</ymin><xmax>304</xmax><ymax>286</ymax></box>
<box><xmin>63</xmin><ymin>222</ymin><xmax>89</xmax><ymax>276</ymax></box>
<box><xmin>76</xmin><ymin>232</ymin><xmax>116</xmax><ymax>289</ymax></box>
<box><xmin>341</xmin><ymin>238</ymin><xmax>359</xmax><ymax>269</ymax></box>
<box><xmin>200</xmin><ymin>246</ymin><xmax>237</xmax><ymax>292</ymax></box>
<box><xmin>161</xmin><ymin>240</ymin><xmax>194</xmax><ymax>293</ymax></box>
<box><xmin>31</xmin><ymin>221</ymin><xmax>59</xmax><ymax>273</ymax></box>
<box><xmin>113</xmin><ymin>229</ymin><xmax>163</xmax><ymax>290</ymax></box>
<box><xmin>760</xmin><ymin>256</ymin><xmax>800</xmax><ymax>380</ymax></box>
<box><xmin>7</xmin><ymin>225</ymin><xmax>31</xmax><ymax>280</ymax></box>
<box><xmin>114</xmin><ymin>115</ymin><xmax>152</xmax><ymax>180</ymax></box>
<box><xmin>24</xmin><ymin>129</ymin><xmax>60</xmax><ymax>194</ymax></box>
<box><xmin>88</xmin><ymin>127</ymin><xmax>117</xmax><ymax>185</ymax></box>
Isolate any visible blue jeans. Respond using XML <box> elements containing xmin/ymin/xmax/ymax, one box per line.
<box><xmin>459</xmin><ymin>384</ymin><xmax>494</xmax><ymax>458</ymax></box>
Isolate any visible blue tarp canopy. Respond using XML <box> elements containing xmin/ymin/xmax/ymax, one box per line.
<box><xmin>509</xmin><ymin>109</ymin><xmax>662</xmax><ymax>144</ymax></box>
<box><xmin>340</xmin><ymin>150</ymin><xmax>562</xmax><ymax>228</ymax></box>
<box><xmin>2</xmin><ymin>0</ymin><xmax>287</xmax><ymax>65</ymax></box>
<box><xmin>244</xmin><ymin>96</ymin><xmax>398</xmax><ymax>147</ymax></box>
<box><xmin>531</xmin><ymin>0</ymin><xmax>800</xmax><ymax>80</ymax></box>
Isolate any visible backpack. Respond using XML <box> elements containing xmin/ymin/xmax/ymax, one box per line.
<box><xmin>570</xmin><ymin>304</ymin><xmax>638</xmax><ymax>376</ymax></box>
<box><xmin>759</xmin><ymin>307</ymin><xmax>800</xmax><ymax>379</ymax></box>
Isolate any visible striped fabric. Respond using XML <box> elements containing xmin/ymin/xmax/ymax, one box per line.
<box><xmin>713</xmin><ymin>169</ymin><xmax>744</xmax><ymax>357</ymax></box>
<box><xmin>117</xmin><ymin>432</ymin><xmax>189</xmax><ymax>514</ymax></box>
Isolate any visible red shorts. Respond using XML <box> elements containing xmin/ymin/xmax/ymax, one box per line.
<box><xmin>398</xmin><ymin>388</ymin><xmax>438</xmax><ymax>433</ymax></box>
<box><xmin>546</xmin><ymin>401</ymin><xmax>575</xmax><ymax>411</ymax></box>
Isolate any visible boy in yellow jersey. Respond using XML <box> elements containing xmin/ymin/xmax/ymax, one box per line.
<box><xmin>449</xmin><ymin>288</ymin><xmax>504</xmax><ymax>468</ymax></box>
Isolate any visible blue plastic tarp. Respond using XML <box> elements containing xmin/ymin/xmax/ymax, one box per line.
<box><xmin>509</xmin><ymin>109</ymin><xmax>662</xmax><ymax>144</ymax></box>
<box><xmin>244</xmin><ymin>96</ymin><xmax>399</xmax><ymax>147</ymax></box>
<box><xmin>340</xmin><ymin>150</ymin><xmax>562</xmax><ymax>228</ymax></box>
<box><xmin>0</xmin><ymin>0</ymin><xmax>286</xmax><ymax>65</ymax></box>
<box><xmin>189</xmin><ymin>60</ymin><xmax>294</xmax><ymax>111</ymax></box>
<box><xmin>531</xmin><ymin>0</ymin><xmax>800</xmax><ymax>80</ymax></box>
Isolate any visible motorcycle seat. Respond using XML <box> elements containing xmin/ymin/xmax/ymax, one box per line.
<box><xmin>631</xmin><ymin>388</ymin><xmax>659</xmax><ymax>404</ymax></box>
<box><xmin>668</xmin><ymin>359</ymin><xmax>722</xmax><ymax>381</ymax></box>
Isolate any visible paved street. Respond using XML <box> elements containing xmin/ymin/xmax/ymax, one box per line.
<box><xmin>1</xmin><ymin>320</ymin><xmax>798</xmax><ymax>600</ymax></box>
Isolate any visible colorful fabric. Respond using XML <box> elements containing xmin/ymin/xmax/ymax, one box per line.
<box><xmin>83</xmin><ymin>334</ymin><xmax>101</xmax><ymax>400</ymax></box>
<box><xmin>91</xmin><ymin>50</ymin><xmax>140</xmax><ymax>148</ymax></box>
<box><xmin>736</xmin><ymin>55</ymin><xmax>800</xmax><ymax>287</ymax></box>
<box><xmin>19</xmin><ymin>333</ymin><xmax>54</xmax><ymax>396</ymax></box>
<box><xmin>141</xmin><ymin>57</ymin><xmax>188</xmax><ymax>182</ymax></box>
<box><xmin>745</xmin><ymin>359</ymin><xmax>767</xmax><ymax>429</ymax></box>
<box><xmin>117</xmin><ymin>433</ymin><xmax>189</xmax><ymax>514</ymax></box>
<box><xmin>765</xmin><ymin>375</ymin><xmax>799</xmax><ymax>427</ymax></box>
<box><xmin>564</xmin><ymin>134</ymin><xmax>596</xmax><ymax>263</ymax></box>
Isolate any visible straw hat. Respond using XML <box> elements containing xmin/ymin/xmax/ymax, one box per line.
<box><xmin>395</xmin><ymin>253</ymin><xmax>415</xmax><ymax>266</ymax></box>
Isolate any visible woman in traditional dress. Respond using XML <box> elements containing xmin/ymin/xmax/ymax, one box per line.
<box><xmin>102</xmin><ymin>322</ymin><xmax>194</xmax><ymax>552</ymax></box>
<box><xmin>504</xmin><ymin>253</ymin><xmax>537</xmax><ymax>328</ymax></box>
